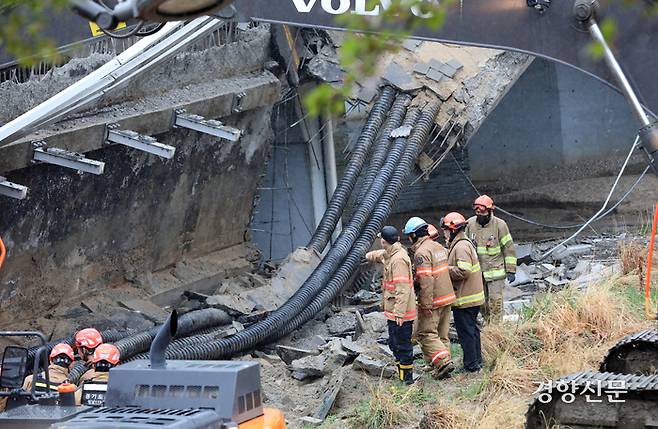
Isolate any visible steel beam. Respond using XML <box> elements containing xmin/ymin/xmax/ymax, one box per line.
<box><xmin>174</xmin><ymin>110</ymin><xmax>242</xmax><ymax>142</ymax></box>
<box><xmin>0</xmin><ymin>177</ymin><xmax>28</xmax><ymax>200</ymax></box>
<box><xmin>33</xmin><ymin>144</ymin><xmax>105</xmax><ymax>175</ymax></box>
<box><xmin>106</xmin><ymin>125</ymin><xmax>176</xmax><ymax>159</ymax></box>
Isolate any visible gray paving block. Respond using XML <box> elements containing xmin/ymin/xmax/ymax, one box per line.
<box><xmin>447</xmin><ymin>58</ymin><xmax>464</xmax><ymax>71</ymax></box>
<box><xmin>413</xmin><ymin>62</ymin><xmax>430</xmax><ymax>75</ymax></box>
<box><xmin>428</xmin><ymin>58</ymin><xmax>457</xmax><ymax>78</ymax></box>
<box><xmin>402</xmin><ymin>39</ymin><xmax>421</xmax><ymax>51</ymax></box>
<box><xmin>382</xmin><ymin>62</ymin><xmax>422</xmax><ymax>91</ymax></box>
<box><xmin>426</xmin><ymin>68</ymin><xmax>445</xmax><ymax>83</ymax></box>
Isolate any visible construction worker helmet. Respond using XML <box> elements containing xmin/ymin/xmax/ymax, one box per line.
<box><xmin>403</xmin><ymin>217</ymin><xmax>428</xmax><ymax>235</ymax></box>
<box><xmin>92</xmin><ymin>344</ymin><xmax>120</xmax><ymax>366</ymax></box>
<box><xmin>441</xmin><ymin>212</ymin><xmax>467</xmax><ymax>230</ymax></box>
<box><xmin>473</xmin><ymin>195</ymin><xmax>494</xmax><ymax>210</ymax></box>
<box><xmin>49</xmin><ymin>343</ymin><xmax>75</xmax><ymax>362</ymax></box>
<box><xmin>75</xmin><ymin>328</ymin><xmax>103</xmax><ymax>351</ymax></box>
<box><xmin>427</xmin><ymin>224</ymin><xmax>439</xmax><ymax>241</ymax></box>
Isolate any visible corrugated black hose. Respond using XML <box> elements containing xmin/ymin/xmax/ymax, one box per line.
<box><xmin>157</xmin><ymin>103</ymin><xmax>438</xmax><ymax>360</ymax></box>
<box><xmin>308</xmin><ymin>85</ymin><xmax>397</xmax><ymax>253</ymax></box>
<box><xmin>356</xmin><ymin>94</ymin><xmax>411</xmax><ymax>202</ymax></box>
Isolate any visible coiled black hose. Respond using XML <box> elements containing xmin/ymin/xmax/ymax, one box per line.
<box><xmin>308</xmin><ymin>85</ymin><xmax>397</xmax><ymax>254</ymax></box>
<box><xmin>114</xmin><ymin>308</ymin><xmax>230</xmax><ymax>360</ymax></box>
<box><xmin>68</xmin><ymin>361</ymin><xmax>88</xmax><ymax>385</ymax></box>
<box><xmin>276</xmin><ymin>102</ymin><xmax>442</xmax><ymax>340</ymax></box>
<box><xmin>165</xmin><ymin>95</ymin><xmax>410</xmax><ymax>359</ymax></box>
<box><xmin>356</xmin><ymin>95</ymin><xmax>411</xmax><ymax>202</ymax></box>
<box><xmin>153</xmin><ymin>105</ymin><xmax>434</xmax><ymax>360</ymax></box>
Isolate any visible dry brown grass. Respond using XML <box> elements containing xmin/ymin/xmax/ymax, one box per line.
<box><xmin>618</xmin><ymin>239</ymin><xmax>646</xmax><ymax>275</ymax></box>
<box><xmin>482</xmin><ymin>276</ymin><xmax>649</xmax><ymax>379</ymax></box>
<box><xmin>478</xmin><ymin>395</ymin><xmax>527</xmax><ymax>429</ymax></box>
<box><xmin>418</xmin><ymin>402</ymin><xmax>474</xmax><ymax>429</ymax></box>
<box><xmin>416</xmin><ymin>275</ymin><xmax>653</xmax><ymax>429</ymax></box>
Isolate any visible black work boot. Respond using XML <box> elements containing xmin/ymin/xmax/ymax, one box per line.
<box><xmin>432</xmin><ymin>360</ymin><xmax>456</xmax><ymax>380</ymax></box>
<box><xmin>399</xmin><ymin>364</ymin><xmax>414</xmax><ymax>385</ymax></box>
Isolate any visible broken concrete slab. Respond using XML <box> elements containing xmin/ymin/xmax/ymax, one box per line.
<box><xmin>426</xmin><ymin>79</ymin><xmax>459</xmax><ymax>101</ymax></box>
<box><xmin>326</xmin><ymin>312</ymin><xmax>357</xmax><ymax>337</ymax></box>
<box><xmin>362</xmin><ymin>312</ymin><xmax>387</xmax><ymax>333</ymax></box>
<box><xmin>515</xmin><ymin>243</ymin><xmax>533</xmax><ymax>264</ymax></box>
<box><xmin>313</xmin><ymin>369</ymin><xmax>344</xmax><ymax>421</ymax></box>
<box><xmin>574</xmin><ymin>260</ymin><xmax>592</xmax><ymax>275</ymax></box>
<box><xmin>276</xmin><ymin>345</ymin><xmax>319</xmax><ymax>365</ymax></box>
<box><xmin>300</xmin><ymin>417</ymin><xmax>323</xmax><ymax>427</ymax></box>
<box><xmin>206</xmin><ymin>294</ymin><xmax>253</xmax><ymax>316</ymax></box>
<box><xmin>426</xmin><ymin>68</ymin><xmax>446</xmax><ymax>83</ymax></box>
<box><xmin>341</xmin><ymin>337</ymin><xmax>367</xmax><ymax>357</ymax></box>
<box><xmin>353</xmin><ymin>355</ymin><xmax>397</xmax><ymax>379</ymax></box>
<box><xmin>289</xmin><ymin>342</ymin><xmax>348</xmax><ymax>380</ymax></box>
<box><xmin>428</xmin><ymin>59</ymin><xmax>457</xmax><ymax>78</ymax></box>
<box><xmin>307</xmin><ymin>57</ymin><xmax>344</xmax><ymax>83</ymax></box>
<box><xmin>382</xmin><ymin>62</ymin><xmax>422</xmax><ymax>91</ymax></box>
<box><xmin>402</xmin><ymin>39</ymin><xmax>421</xmax><ymax>51</ymax></box>
<box><xmin>545</xmin><ymin>276</ymin><xmax>569</xmax><ymax>288</ymax></box>
<box><xmin>502</xmin><ymin>284</ymin><xmax>525</xmax><ymax>301</ymax></box>
<box><xmin>552</xmin><ymin>244</ymin><xmax>592</xmax><ymax>261</ymax></box>
<box><xmin>446</xmin><ymin>58</ymin><xmax>464</xmax><ymax>71</ymax></box>
<box><xmin>508</xmin><ymin>264</ymin><xmax>533</xmax><ymax>287</ymax></box>
<box><xmin>270</xmin><ymin>248</ymin><xmax>322</xmax><ymax>307</ymax></box>
<box><xmin>354</xmin><ymin>311</ymin><xmax>366</xmax><ymax>340</ymax></box>
<box><xmin>241</xmin><ymin>286</ymin><xmax>280</xmax><ymax>312</ymax></box>
<box><xmin>119</xmin><ymin>298</ymin><xmax>168</xmax><ymax>323</ymax></box>
<box><xmin>504</xmin><ymin>299</ymin><xmax>531</xmax><ymax>315</ymax></box>
<box><xmin>413</xmin><ymin>62</ymin><xmax>431</xmax><ymax>75</ymax></box>
<box><xmin>349</xmin><ymin>290</ymin><xmax>380</xmax><ymax>305</ymax></box>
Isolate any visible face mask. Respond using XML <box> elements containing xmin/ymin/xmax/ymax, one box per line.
<box><xmin>477</xmin><ymin>213</ymin><xmax>491</xmax><ymax>226</ymax></box>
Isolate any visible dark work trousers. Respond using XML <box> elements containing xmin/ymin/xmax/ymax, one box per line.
<box><xmin>452</xmin><ymin>306</ymin><xmax>483</xmax><ymax>371</ymax></box>
<box><xmin>387</xmin><ymin>320</ymin><xmax>414</xmax><ymax>365</ymax></box>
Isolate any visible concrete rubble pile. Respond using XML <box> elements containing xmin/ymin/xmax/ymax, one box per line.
<box><xmin>503</xmin><ymin>235</ymin><xmax>627</xmax><ymax>320</ymax></box>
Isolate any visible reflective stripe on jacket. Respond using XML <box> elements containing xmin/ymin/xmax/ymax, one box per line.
<box><xmin>465</xmin><ymin>215</ymin><xmax>517</xmax><ymax>281</ymax></box>
<box><xmin>22</xmin><ymin>364</ymin><xmax>71</xmax><ymax>392</ymax></box>
<box><xmin>448</xmin><ymin>233</ymin><xmax>485</xmax><ymax>308</ymax></box>
<box><xmin>366</xmin><ymin>242</ymin><xmax>417</xmax><ymax>322</ymax></box>
<box><xmin>411</xmin><ymin>236</ymin><xmax>456</xmax><ymax>309</ymax></box>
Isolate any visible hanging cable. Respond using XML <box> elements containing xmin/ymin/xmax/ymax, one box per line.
<box><xmin>540</xmin><ymin>135</ymin><xmax>640</xmax><ymax>259</ymax></box>
<box><xmin>449</xmin><ymin>148</ymin><xmax>649</xmax><ymax>230</ymax></box>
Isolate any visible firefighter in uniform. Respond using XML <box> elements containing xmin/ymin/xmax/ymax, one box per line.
<box><xmin>465</xmin><ymin>195</ymin><xmax>517</xmax><ymax>323</ymax></box>
<box><xmin>22</xmin><ymin>343</ymin><xmax>75</xmax><ymax>393</ymax></box>
<box><xmin>74</xmin><ymin>328</ymin><xmax>104</xmax><ymax>383</ymax></box>
<box><xmin>365</xmin><ymin>226</ymin><xmax>417</xmax><ymax>385</ymax></box>
<box><xmin>404</xmin><ymin>217</ymin><xmax>456</xmax><ymax>379</ymax></box>
<box><xmin>77</xmin><ymin>343</ymin><xmax>120</xmax><ymax>406</ymax></box>
<box><xmin>442</xmin><ymin>212</ymin><xmax>485</xmax><ymax>373</ymax></box>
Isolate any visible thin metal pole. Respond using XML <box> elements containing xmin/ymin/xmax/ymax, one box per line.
<box><xmin>588</xmin><ymin>20</ymin><xmax>651</xmax><ymax>127</ymax></box>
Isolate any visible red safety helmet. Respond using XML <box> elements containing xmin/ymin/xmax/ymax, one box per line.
<box><xmin>92</xmin><ymin>344</ymin><xmax>120</xmax><ymax>366</ymax></box>
<box><xmin>49</xmin><ymin>343</ymin><xmax>75</xmax><ymax>362</ymax></box>
<box><xmin>75</xmin><ymin>328</ymin><xmax>103</xmax><ymax>351</ymax></box>
<box><xmin>427</xmin><ymin>224</ymin><xmax>440</xmax><ymax>241</ymax></box>
<box><xmin>473</xmin><ymin>195</ymin><xmax>494</xmax><ymax>211</ymax></box>
<box><xmin>441</xmin><ymin>212</ymin><xmax>467</xmax><ymax>230</ymax></box>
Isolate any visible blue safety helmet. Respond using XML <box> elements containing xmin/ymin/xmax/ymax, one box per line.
<box><xmin>403</xmin><ymin>217</ymin><xmax>428</xmax><ymax>235</ymax></box>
